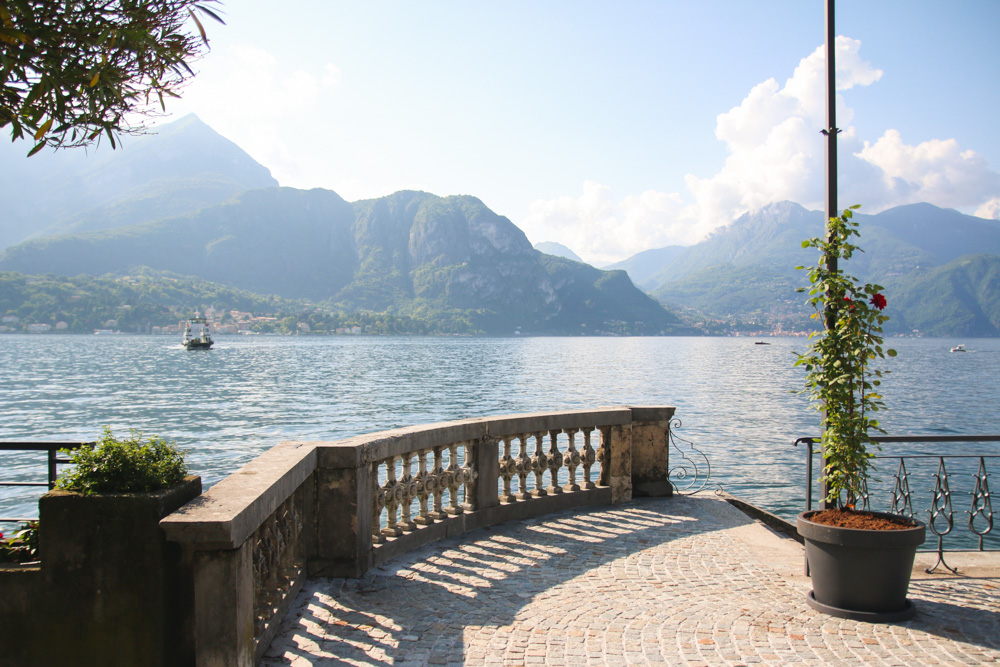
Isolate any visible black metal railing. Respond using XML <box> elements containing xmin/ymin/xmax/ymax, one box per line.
<box><xmin>796</xmin><ymin>435</ymin><xmax>998</xmax><ymax>573</ymax></box>
<box><xmin>0</xmin><ymin>442</ymin><xmax>90</xmax><ymax>523</ymax></box>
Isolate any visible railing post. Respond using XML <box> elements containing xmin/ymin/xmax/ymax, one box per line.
<box><xmin>191</xmin><ymin>542</ymin><xmax>256</xmax><ymax>667</ymax></box>
<box><xmin>473</xmin><ymin>436</ymin><xmax>500</xmax><ymax>511</ymax></box>
<box><xmin>629</xmin><ymin>407</ymin><xmax>677</xmax><ymax>498</ymax></box>
<box><xmin>606</xmin><ymin>423</ymin><xmax>633</xmax><ymax>504</ymax></box>
<box><xmin>311</xmin><ymin>441</ymin><xmax>373</xmax><ymax>578</ymax></box>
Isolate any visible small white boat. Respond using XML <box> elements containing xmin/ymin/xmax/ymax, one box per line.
<box><xmin>950</xmin><ymin>344</ymin><xmax>966</xmax><ymax>353</ymax></box>
<box><xmin>182</xmin><ymin>318</ymin><xmax>214</xmax><ymax>349</ymax></box>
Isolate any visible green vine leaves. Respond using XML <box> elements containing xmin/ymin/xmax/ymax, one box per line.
<box><xmin>794</xmin><ymin>206</ymin><xmax>897</xmax><ymax>507</ymax></box>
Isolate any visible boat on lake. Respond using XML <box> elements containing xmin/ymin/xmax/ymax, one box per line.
<box><xmin>951</xmin><ymin>344</ymin><xmax>966</xmax><ymax>352</ymax></box>
<box><xmin>182</xmin><ymin>318</ymin><xmax>213</xmax><ymax>349</ymax></box>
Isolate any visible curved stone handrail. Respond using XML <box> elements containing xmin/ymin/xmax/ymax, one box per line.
<box><xmin>161</xmin><ymin>405</ymin><xmax>675</xmax><ymax>667</ymax></box>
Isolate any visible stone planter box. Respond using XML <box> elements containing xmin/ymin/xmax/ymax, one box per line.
<box><xmin>0</xmin><ymin>476</ymin><xmax>201</xmax><ymax>667</ymax></box>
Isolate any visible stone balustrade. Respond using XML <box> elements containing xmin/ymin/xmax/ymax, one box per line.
<box><xmin>160</xmin><ymin>406</ymin><xmax>675</xmax><ymax>666</ymax></box>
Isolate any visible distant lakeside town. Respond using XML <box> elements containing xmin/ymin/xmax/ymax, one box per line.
<box><xmin>1</xmin><ymin>308</ymin><xmax>368</xmax><ymax>336</ymax></box>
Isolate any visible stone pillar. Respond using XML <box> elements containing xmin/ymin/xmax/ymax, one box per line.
<box><xmin>311</xmin><ymin>444</ymin><xmax>373</xmax><ymax>577</ymax></box>
<box><xmin>191</xmin><ymin>541</ymin><xmax>256</xmax><ymax>667</ymax></box>
<box><xmin>630</xmin><ymin>406</ymin><xmax>677</xmax><ymax>497</ymax></box>
<box><xmin>472</xmin><ymin>436</ymin><xmax>500</xmax><ymax>511</ymax></box>
<box><xmin>606</xmin><ymin>423</ymin><xmax>633</xmax><ymax>503</ymax></box>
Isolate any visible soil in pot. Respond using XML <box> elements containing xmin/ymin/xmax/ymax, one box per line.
<box><xmin>809</xmin><ymin>507</ymin><xmax>918</xmax><ymax>530</ymax></box>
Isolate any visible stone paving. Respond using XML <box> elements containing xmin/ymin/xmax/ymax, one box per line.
<box><xmin>262</xmin><ymin>495</ymin><xmax>1000</xmax><ymax>666</ymax></box>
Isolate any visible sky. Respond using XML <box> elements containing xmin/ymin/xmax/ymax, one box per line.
<box><xmin>72</xmin><ymin>2</ymin><xmax>1000</xmax><ymax>264</ymax></box>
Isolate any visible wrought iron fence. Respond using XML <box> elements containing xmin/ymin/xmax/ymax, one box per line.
<box><xmin>796</xmin><ymin>435</ymin><xmax>998</xmax><ymax>573</ymax></box>
<box><xmin>0</xmin><ymin>442</ymin><xmax>90</xmax><ymax>523</ymax></box>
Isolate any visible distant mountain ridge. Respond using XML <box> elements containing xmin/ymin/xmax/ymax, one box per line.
<box><xmin>0</xmin><ymin>187</ymin><xmax>687</xmax><ymax>335</ymax></box>
<box><xmin>0</xmin><ymin>114</ymin><xmax>277</xmax><ymax>250</ymax></box>
<box><xmin>4</xmin><ymin>114</ymin><xmax>997</xmax><ymax>336</ymax></box>
<box><xmin>534</xmin><ymin>242</ymin><xmax>585</xmax><ymax>264</ymax></box>
<box><xmin>613</xmin><ymin>201</ymin><xmax>1000</xmax><ymax>335</ymax></box>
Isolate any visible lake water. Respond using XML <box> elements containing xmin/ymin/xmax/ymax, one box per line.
<box><xmin>2</xmin><ymin>335</ymin><xmax>998</xmax><ymax>548</ymax></box>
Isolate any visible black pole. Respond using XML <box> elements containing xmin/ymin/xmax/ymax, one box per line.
<box><xmin>821</xmin><ymin>0</ymin><xmax>838</xmax><ymax>510</ymax></box>
<box><xmin>824</xmin><ymin>0</ymin><xmax>838</xmax><ymax>268</ymax></box>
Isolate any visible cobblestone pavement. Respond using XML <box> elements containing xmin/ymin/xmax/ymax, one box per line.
<box><xmin>263</xmin><ymin>495</ymin><xmax>1000</xmax><ymax>666</ymax></box>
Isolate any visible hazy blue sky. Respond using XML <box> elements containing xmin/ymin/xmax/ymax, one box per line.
<box><xmin>69</xmin><ymin>2</ymin><xmax>1000</xmax><ymax>262</ymax></box>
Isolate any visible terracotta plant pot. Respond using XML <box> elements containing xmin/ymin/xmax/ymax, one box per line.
<box><xmin>797</xmin><ymin>510</ymin><xmax>926</xmax><ymax>622</ymax></box>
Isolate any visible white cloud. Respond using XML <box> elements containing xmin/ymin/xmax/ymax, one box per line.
<box><xmin>525</xmin><ymin>35</ymin><xmax>1000</xmax><ymax>263</ymax></box>
<box><xmin>685</xmin><ymin>36</ymin><xmax>881</xmax><ymax>235</ymax></box>
<box><xmin>855</xmin><ymin>130</ymin><xmax>1000</xmax><ymax>211</ymax></box>
<box><xmin>521</xmin><ymin>181</ymin><xmax>692</xmax><ymax>266</ymax></box>
<box><xmin>975</xmin><ymin>197</ymin><xmax>1000</xmax><ymax>220</ymax></box>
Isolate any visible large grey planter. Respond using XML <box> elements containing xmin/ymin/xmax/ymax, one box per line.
<box><xmin>797</xmin><ymin>510</ymin><xmax>926</xmax><ymax>622</ymax></box>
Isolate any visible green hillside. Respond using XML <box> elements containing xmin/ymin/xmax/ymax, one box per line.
<box><xmin>885</xmin><ymin>255</ymin><xmax>1000</xmax><ymax>336</ymax></box>
<box><xmin>0</xmin><ymin>270</ymin><xmax>462</xmax><ymax>335</ymax></box>
<box><xmin>0</xmin><ymin>189</ymin><xmax>688</xmax><ymax>336</ymax></box>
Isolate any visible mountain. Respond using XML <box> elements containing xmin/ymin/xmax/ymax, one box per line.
<box><xmin>623</xmin><ymin>202</ymin><xmax>1000</xmax><ymax>335</ymax></box>
<box><xmin>605</xmin><ymin>246</ymin><xmax>688</xmax><ymax>290</ymax></box>
<box><xmin>534</xmin><ymin>242</ymin><xmax>585</xmax><ymax>264</ymax></box>
<box><xmin>0</xmin><ymin>189</ymin><xmax>687</xmax><ymax>335</ymax></box>
<box><xmin>886</xmin><ymin>254</ymin><xmax>1000</xmax><ymax>336</ymax></box>
<box><xmin>0</xmin><ymin>114</ymin><xmax>278</xmax><ymax>251</ymax></box>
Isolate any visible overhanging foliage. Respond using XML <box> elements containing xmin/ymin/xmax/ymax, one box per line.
<box><xmin>0</xmin><ymin>0</ymin><xmax>222</xmax><ymax>155</ymax></box>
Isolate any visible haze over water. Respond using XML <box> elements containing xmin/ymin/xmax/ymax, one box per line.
<box><xmin>2</xmin><ymin>335</ymin><xmax>998</xmax><ymax>549</ymax></box>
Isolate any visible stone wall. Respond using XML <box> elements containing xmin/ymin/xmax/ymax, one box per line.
<box><xmin>0</xmin><ymin>476</ymin><xmax>201</xmax><ymax>667</ymax></box>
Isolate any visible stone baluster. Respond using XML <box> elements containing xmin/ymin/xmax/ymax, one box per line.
<box><xmin>372</xmin><ymin>461</ymin><xmax>385</xmax><ymax>544</ymax></box>
<box><xmin>461</xmin><ymin>440</ymin><xmax>479</xmax><ymax>512</ymax></box>
<box><xmin>530</xmin><ymin>432</ymin><xmax>548</xmax><ymax>497</ymax></box>
<box><xmin>581</xmin><ymin>428</ymin><xmax>596</xmax><ymax>490</ymax></box>
<box><xmin>515</xmin><ymin>434</ymin><xmax>532</xmax><ymax>500</ymax></box>
<box><xmin>446</xmin><ymin>442</ymin><xmax>464</xmax><ymax>515</ymax></box>
<box><xmin>563</xmin><ymin>428</ymin><xmax>581</xmax><ymax>492</ymax></box>
<box><xmin>546</xmin><ymin>430</ymin><xmax>563</xmax><ymax>495</ymax></box>
<box><xmin>430</xmin><ymin>445</ymin><xmax>446</xmax><ymax>520</ymax></box>
<box><xmin>597</xmin><ymin>426</ymin><xmax>610</xmax><ymax>488</ymax></box>
<box><xmin>380</xmin><ymin>456</ymin><xmax>403</xmax><ymax>538</ymax></box>
<box><xmin>499</xmin><ymin>436</ymin><xmax>516</xmax><ymax>503</ymax></box>
<box><xmin>414</xmin><ymin>450</ymin><xmax>432</xmax><ymax>525</ymax></box>
<box><xmin>399</xmin><ymin>452</ymin><xmax>416</xmax><ymax>532</ymax></box>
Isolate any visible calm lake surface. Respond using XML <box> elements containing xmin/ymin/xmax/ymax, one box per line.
<box><xmin>2</xmin><ymin>335</ymin><xmax>998</xmax><ymax>547</ymax></box>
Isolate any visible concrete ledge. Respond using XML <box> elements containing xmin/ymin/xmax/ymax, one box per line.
<box><xmin>312</xmin><ymin>408</ymin><xmax>648</xmax><ymax>471</ymax></box>
<box><xmin>629</xmin><ymin>406</ymin><xmax>676</xmax><ymax>423</ymax></box>
<box><xmin>482</xmin><ymin>407</ymin><xmax>633</xmax><ymax>436</ymax></box>
<box><xmin>720</xmin><ymin>492</ymin><xmax>801</xmax><ymax>543</ymax></box>
<box><xmin>162</xmin><ymin>442</ymin><xmax>316</xmax><ymax>549</ymax></box>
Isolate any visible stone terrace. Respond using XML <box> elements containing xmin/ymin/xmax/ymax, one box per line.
<box><xmin>263</xmin><ymin>495</ymin><xmax>1000</xmax><ymax>666</ymax></box>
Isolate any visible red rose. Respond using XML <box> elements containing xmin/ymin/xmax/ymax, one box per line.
<box><xmin>843</xmin><ymin>297</ymin><xmax>855</xmax><ymax>310</ymax></box>
<box><xmin>870</xmin><ymin>293</ymin><xmax>887</xmax><ymax>310</ymax></box>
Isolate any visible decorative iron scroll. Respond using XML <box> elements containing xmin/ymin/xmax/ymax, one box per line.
<box><xmin>970</xmin><ymin>457</ymin><xmax>993</xmax><ymax>550</ymax></box>
<box><xmin>373</xmin><ymin>441</ymin><xmax>477</xmax><ymax>544</ymax></box>
<box><xmin>252</xmin><ymin>486</ymin><xmax>305</xmax><ymax>639</ymax></box>
<box><xmin>667</xmin><ymin>419</ymin><xmax>711</xmax><ymax>495</ymax></box>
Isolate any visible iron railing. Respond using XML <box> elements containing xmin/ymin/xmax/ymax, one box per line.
<box><xmin>796</xmin><ymin>435</ymin><xmax>998</xmax><ymax>573</ymax></box>
<box><xmin>0</xmin><ymin>442</ymin><xmax>90</xmax><ymax>523</ymax></box>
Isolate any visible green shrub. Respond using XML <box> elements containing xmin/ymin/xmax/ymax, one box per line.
<box><xmin>0</xmin><ymin>521</ymin><xmax>39</xmax><ymax>563</ymax></box>
<box><xmin>57</xmin><ymin>427</ymin><xmax>187</xmax><ymax>494</ymax></box>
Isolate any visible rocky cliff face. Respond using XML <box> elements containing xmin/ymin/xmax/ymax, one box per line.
<box><xmin>1</xmin><ymin>188</ymin><xmax>683</xmax><ymax>334</ymax></box>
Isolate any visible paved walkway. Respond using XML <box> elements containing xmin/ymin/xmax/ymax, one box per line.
<box><xmin>263</xmin><ymin>495</ymin><xmax>1000</xmax><ymax>666</ymax></box>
